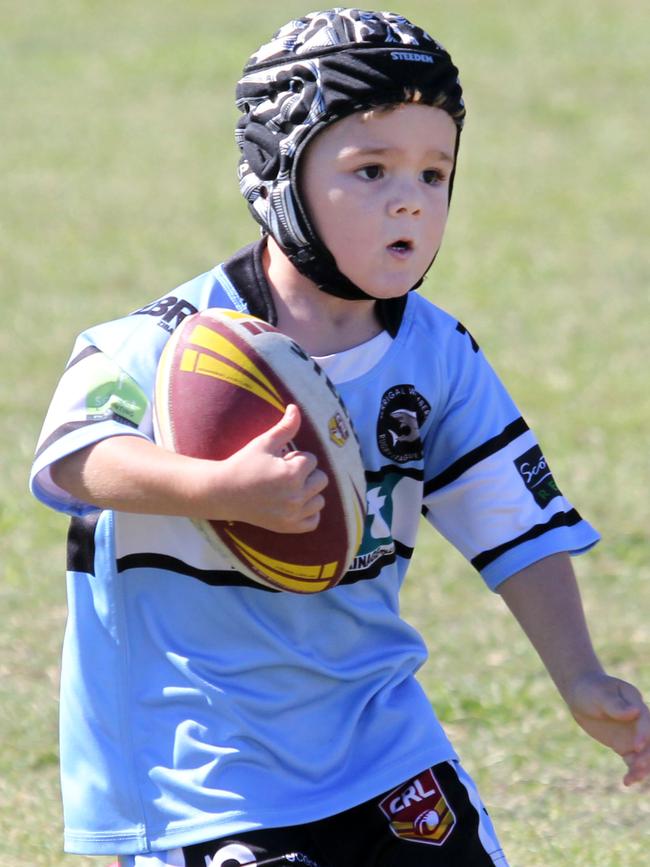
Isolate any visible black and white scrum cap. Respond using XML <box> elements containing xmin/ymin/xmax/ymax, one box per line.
<box><xmin>235</xmin><ymin>8</ymin><xmax>465</xmax><ymax>300</ymax></box>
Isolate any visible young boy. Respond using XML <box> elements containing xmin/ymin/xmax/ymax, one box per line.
<box><xmin>30</xmin><ymin>9</ymin><xmax>649</xmax><ymax>867</ymax></box>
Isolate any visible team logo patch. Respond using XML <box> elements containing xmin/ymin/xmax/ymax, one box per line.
<box><xmin>328</xmin><ymin>411</ymin><xmax>350</xmax><ymax>447</ymax></box>
<box><xmin>376</xmin><ymin>384</ymin><xmax>431</xmax><ymax>463</ymax></box>
<box><xmin>379</xmin><ymin>769</ymin><xmax>456</xmax><ymax>846</ymax></box>
<box><xmin>514</xmin><ymin>444</ymin><xmax>561</xmax><ymax>508</ymax></box>
<box><xmin>85</xmin><ymin>355</ymin><xmax>148</xmax><ymax>427</ymax></box>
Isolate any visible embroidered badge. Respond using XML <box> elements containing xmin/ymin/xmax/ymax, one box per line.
<box><xmin>379</xmin><ymin>769</ymin><xmax>456</xmax><ymax>846</ymax></box>
<box><xmin>376</xmin><ymin>384</ymin><xmax>431</xmax><ymax>463</ymax></box>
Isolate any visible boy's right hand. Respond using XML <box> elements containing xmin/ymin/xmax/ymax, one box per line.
<box><xmin>50</xmin><ymin>405</ymin><xmax>328</xmax><ymax>533</ymax></box>
<box><xmin>219</xmin><ymin>404</ymin><xmax>328</xmax><ymax>534</ymax></box>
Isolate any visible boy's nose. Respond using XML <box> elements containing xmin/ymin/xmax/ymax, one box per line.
<box><xmin>390</xmin><ymin>200</ymin><xmax>421</xmax><ymax>217</ymax></box>
<box><xmin>387</xmin><ymin>183</ymin><xmax>422</xmax><ymax>217</ymax></box>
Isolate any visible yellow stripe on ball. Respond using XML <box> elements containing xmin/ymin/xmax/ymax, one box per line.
<box><xmin>190</xmin><ymin>324</ymin><xmax>283</xmax><ymax>403</ymax></box>
<box><xmin>225</xmin><ymin>530</ymin><xmax>338</xmax><ymax>593</ymax></box>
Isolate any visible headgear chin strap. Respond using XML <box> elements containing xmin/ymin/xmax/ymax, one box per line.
<box><xmin>236</xmin><ymin>9</ymin><xmax>465</xmax><ymax>301</ymax></box>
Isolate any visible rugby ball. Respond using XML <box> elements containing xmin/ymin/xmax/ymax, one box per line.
<box><xmin>153</xmin><ymin>308</ymin><xmax>367</xmax><ymax>593</ymax></box>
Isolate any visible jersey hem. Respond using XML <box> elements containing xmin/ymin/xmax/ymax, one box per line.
<box><xmin>30</xmin><ymin>424</ymin><xmax>151</xmax><ymax>516</ymax></box>
<box><xmin>62</xmin><ymin>743</ymin><xmax>459</xmax><ymax>855</ymax></box>
<box><xmin>481</xmin><ymin>521</ymin><xmax>600</xmax><ymax>590</ymax></box>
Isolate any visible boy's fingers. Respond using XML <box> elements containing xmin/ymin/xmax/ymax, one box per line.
<box><xmin>295</xmin><ymin>512</ymin><xmax>321</xmax><ymax>533</ymax></box>
<box><xmin>623</xmin><ymin>752</ymin><xmax>650</xmax><ymax>786</ymax></box>
<box><xmin>283</xmin><ymin>450</ymin><xmax>319</xmax><ymax>481</ymax></box>
<box><xmin>305</xmin><ymin>467</ymin><xmax>329</xmax><ymax>495</ymax></box>
<box><xmin>303</xmin><ymin>493</ymin><xmax>326</xmax><ymax>519</ymax></box>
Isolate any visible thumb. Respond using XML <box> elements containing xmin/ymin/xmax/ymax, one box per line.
<box><xmin>603</xmin><ymin>682</ymin><xmax>642</xmax><ymax>721</ymax></box>
<box><xmin>263</xmin><ymin>404</ymin><xmax>302</xmax><ymax>454</ymax></box>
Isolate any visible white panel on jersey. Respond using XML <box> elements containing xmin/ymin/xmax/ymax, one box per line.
<box><xmin>114</xmin><ymin>512</ymin><xmax>235</xmax><ymax>572</ymax></box>
<box><xmin>423</xmin><ymin>427</ymin><xmax>573</xmax><ymax>561</ymax></box>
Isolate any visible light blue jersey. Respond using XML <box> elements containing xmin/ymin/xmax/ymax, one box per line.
<box><xmin>31</xmin><ymin>242</ymin><xmax>599</xmax><ymax>855</ymax></box>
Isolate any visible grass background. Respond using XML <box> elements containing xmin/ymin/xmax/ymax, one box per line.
<box><xmin>2</xmin><ymin>0</ymin><xmax>648</xmax><ymax>863</ymax></box>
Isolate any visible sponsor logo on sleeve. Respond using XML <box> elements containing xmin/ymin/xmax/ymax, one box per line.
<box><xmin>514</xmin><ymin>444</ymin><xmax>561</xmax><ymax>508</ymax></box>
<box><xmin>85</xmin><ymin>356</ymin><xmax>148</xmax><ymax>426</ymax></box>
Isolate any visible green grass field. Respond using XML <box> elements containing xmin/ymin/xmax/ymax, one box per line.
<box><xmin>2</xmin><ymin>1</ymin><xmax>648</xmax><ymax>864</ymax></box>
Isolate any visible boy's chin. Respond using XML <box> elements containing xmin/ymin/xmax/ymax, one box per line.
<box><xmin>340</xmin><ymin>266</ymin><xmax>429</xmax><ymax>301</ymax></box>
<box><xmin>354</xmin><ymin>282</ymin><xmax>417</xmax><ymax>302</ymax></box>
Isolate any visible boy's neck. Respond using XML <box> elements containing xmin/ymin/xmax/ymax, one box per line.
<box><xmin>263</xmin><ymin>237</ymin><xmax>383</xmax><ymax>356</ymax></box>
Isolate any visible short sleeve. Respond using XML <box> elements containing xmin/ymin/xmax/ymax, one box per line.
<box><xmin>30</xmin><ymin>339</ymin><xmax>153</xmax><ymax>516</ymax></box>
<box><xmin>29</xmin><ymin>266</ymin><xmax>242</xmax><ymax>516</ymax></box>
<box><xmin>422</xmin><ymin>324</ymin><xmax>599</xmax><ymax>590</ymax></box>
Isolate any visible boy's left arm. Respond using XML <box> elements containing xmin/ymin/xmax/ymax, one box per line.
<box><xmin>498</xmin><ymin>552</ymin><xmax>650</xmax><ymax>786</ymax></box>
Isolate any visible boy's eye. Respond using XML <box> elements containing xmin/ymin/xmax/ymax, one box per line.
<box><xmin>357</xmin><ymin>164</ymin><xmax>384</xmax><ymax>181</ymax></box>
<box><xmin>422</xmin><ymin>168</ymin><xmax>445</xmax><ymax>186</ymax></box>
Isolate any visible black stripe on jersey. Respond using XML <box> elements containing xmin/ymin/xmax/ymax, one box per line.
<box><xmin>365</xmin><ymin>465</ymin><xmax>424</xmax><ymax>485</ymax></box>
<box><xmin>116</xmin><ymin>553</ymin><xmax>277</xmax><ymax>591</ymax></box>
<box><xmin>34</xmin><ymin>420</ymin><xmax>97</xmax><ymax>460</ymax></box>
<box><xmin>68</xmin><ymin>514</ymin><xmax>100</xmax><ymax>574</ymax></box>
<box><xmin>424</xmin><ymin>417</ymin><xmax>529</xmax><ymax>496</ymax></box>
<box><xmin>116</xmin><ymin>544</ymin><xmax>411</xmax><ymax>591</ymax></box>
<box><xmin>339</xmin><ymin>552</ymin><xmax>396</xmax><ymax>586</ymax></box>
<box><xmin>65</xmin><ymin>345</ymin><xmax>101</xmax><ymax>371</ymax></box>
<box><xmin>455</xmin><ymin>321</ymin><xmax>480</xmax><ymax>353</ymax></box>
<box><xmin>471</xmin><ymin>508</ymin><xmax>582</xmax><ymax>572</ymax></box>
<box><xmin>394</xmin><ymin>540</ymin><xmax>414</xmax><ymax>559</ymax></box>
<box><xmin>339</xmin><ymin>539</ymin><xmax>413</xmax><ymax>586</ymax></box>
<box><xmin>34</xmin><ymin>416</ymin><xmax>137</xmax><ymax>461</ymax></box>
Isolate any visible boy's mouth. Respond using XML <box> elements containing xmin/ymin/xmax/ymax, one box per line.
<box><xmin>387</xmin><ymin>239</ymin><xmax>413</xmax><ymax>255</ymax></box>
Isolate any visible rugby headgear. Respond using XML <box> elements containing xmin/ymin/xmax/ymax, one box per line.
<box><xmin>236</xmin><ymin>8</ymin><xmax>465</xmax><ymax>300</ymax></box>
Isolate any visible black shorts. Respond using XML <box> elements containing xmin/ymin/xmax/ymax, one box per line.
<box><xmin>119</xmin><ymin>760</ymin><xmax>509</xmax><ymax>867</ymax></box>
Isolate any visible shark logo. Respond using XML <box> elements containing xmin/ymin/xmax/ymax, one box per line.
<box><xmin>388</xmin><ymin>408</ymin><xmax>419</xmax><ymax>447</ymax></box>
<box><xmin>377</xmin><ymin>385</ymin><xmax>431</xmax><ymax>463</ymax></box>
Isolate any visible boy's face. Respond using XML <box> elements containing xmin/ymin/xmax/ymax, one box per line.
<box><xmin>300</xmin><ymin>103</ymin><xmax>457</xmax><ymax>300</ymax></box>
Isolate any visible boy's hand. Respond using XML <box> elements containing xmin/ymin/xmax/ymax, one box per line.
<box><xmin>49</xmin><ymin>404</ymin><xmax>328</xmax><ymax>530</ymax></box>
<box><xmin>499</xmin><ymin>556</ymin><xmax>649</xmax><ymax>787</ymax></box>
<box><xmin>221</xmin><ymin>404</ymin><xmax>329</xmax><ymax>534</ymax></box>
<box><xmin>568</xmin><ymin>671</ymin><xmax>650</xmax><ymax>786</ymax></box>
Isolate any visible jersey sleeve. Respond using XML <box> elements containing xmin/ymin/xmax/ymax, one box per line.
<box><xmin>30</xmin><ymin>335</ymin><xmax>155</xmax><ymax>516</ymax></box>
<box><xmin>29</xmin><ymin>266</ymin><xmax>240</xmax><ymax>516</ymax></box>
<box><xmin>422</xmin><ymin>322</ymin><xmax>599</xmax><ymax>590</ymax></box>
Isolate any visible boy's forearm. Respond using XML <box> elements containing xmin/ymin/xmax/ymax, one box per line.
<box><xmin>497</xmin><ymin>552</ymin><xmax>604</xmax><ymax>704</ymax></box>
<box><xmin>49</xmin><ymin>409</ymin><xmax>327</xmax><ymax>534</ymax></box>
<box><xmin>50</xmin><ymin>435</ymin><xmax>228</xmax><ymax>518</ymax></box>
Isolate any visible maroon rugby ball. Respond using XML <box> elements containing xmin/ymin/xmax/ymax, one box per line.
<box><xmin>154</xmin><ymin>308</ymin><xmax>367</xmax><ymax>593</ymax></box>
